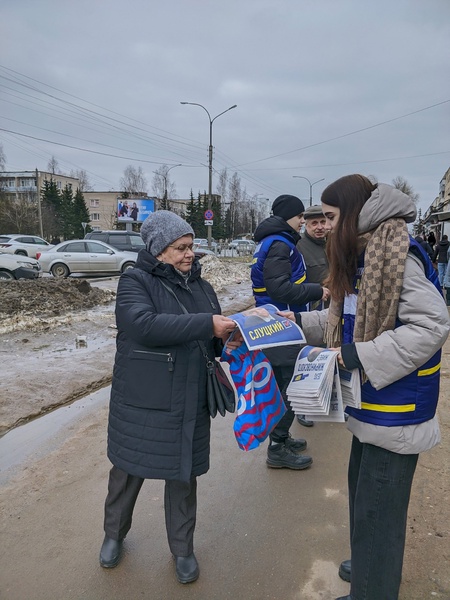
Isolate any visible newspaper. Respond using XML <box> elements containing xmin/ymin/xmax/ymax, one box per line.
<box><xmin>286</xmin><ymin>345</ymin><xmax>361</xmax><ymax>422</ymax></box>
<box><xmin>227</xmin><ymin>304</ymin><xmax>306</xmax><ymax>351</ymax></box>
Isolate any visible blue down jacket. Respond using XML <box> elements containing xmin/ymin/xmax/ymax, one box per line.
<box><xmin>107</xmin><ymin>249</ymin><xmax>221</xmax><ymax>482</ymax></box>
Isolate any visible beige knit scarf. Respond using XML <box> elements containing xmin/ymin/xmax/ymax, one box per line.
<box><xmin>324</xmin><ymin>218</ymin><xmax>410</xmax><ymax>351</ymax></box>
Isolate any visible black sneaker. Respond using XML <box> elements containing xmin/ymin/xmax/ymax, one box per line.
<box><xmin>266</xmin><ymin>443</ymin><xmax>313</xmax><ymax>470</ymax></box>
<box><xmin>283</xmin><ymin>434</ymin><xmax>307</xmax><ymax>453</ymax></box>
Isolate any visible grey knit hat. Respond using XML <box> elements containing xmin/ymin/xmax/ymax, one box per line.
<box><xmin>140</xmin><ymin>210</ymin><xmax>194</xmax><ymax>257</ymax></box>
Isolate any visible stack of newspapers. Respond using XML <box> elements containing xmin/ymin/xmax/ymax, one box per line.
<box><xmin>287</xmin><ymin>346</ymin><xmax>361</xmax><ymax>422</ymax></box>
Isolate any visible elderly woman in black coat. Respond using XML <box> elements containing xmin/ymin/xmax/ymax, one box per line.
<box><xmin>99</xmin><ymin>211</ymin><xmax>238</xmax><ymax>584</ymax></box>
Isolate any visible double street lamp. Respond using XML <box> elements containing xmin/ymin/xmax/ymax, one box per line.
<box><xmin>180</xmin><ymin>101</ymin><xmax>237</xmax><ymax>248</ymax></box>
<box><xmin>292</xmin><ymin>176</ymin><xmax>325</xmax><ymax>207</ymax></box>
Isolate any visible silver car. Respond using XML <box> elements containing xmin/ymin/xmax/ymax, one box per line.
<box><xmin>37</xmin><ymin>240</ymin><xmax>137</xmax><ymax>278</ymax></box>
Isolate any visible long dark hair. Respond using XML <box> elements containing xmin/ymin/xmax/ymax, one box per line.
<box><xmin>323</xmin><ymin>174</ymin><xmax>376</xmax><ymax>298</ymax></box>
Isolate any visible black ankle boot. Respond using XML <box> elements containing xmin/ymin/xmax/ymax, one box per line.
<box><xmin>99</xmin><ymin>535</ymin><xmax>123</xmax><ymax>568</ymax></box>
<box><xmin>174</xmin><ymin>553</ymin><xmax>199</xmax><ymax>583</ymax></box>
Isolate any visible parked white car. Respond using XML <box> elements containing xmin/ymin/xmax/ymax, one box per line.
<box><xmin>0</xmin><ymin>251</ymin><xmax>41</xmax><ymax>280</ymax></box>
<box><xmin>194</xmin><ymin>237</ymin><xmax>218</xmax><ymax>250</ymax></box>
<box><xmin>228</xmin><ymin>239</ymin><xmax>256</xmax><ymax>254</ymax></box>
<box><xmin>36</xmin><ymin>240</ymin><xmax>137</xmax><ymax>278</ymax></box>
<box><xmin>0</xmin><ymin>234</ymin><xmax>54</xmax><ymax>258</ymax></box>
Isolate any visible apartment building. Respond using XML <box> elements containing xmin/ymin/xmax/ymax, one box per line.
<box><xmin>0</xmin><ymin>170</ymin><xmax>80</xmax><ymax>202</ymax></box>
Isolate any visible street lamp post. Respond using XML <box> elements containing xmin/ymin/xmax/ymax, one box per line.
<box><xmin>292</xmin><ymin>176</ymin><xmax>325</xmax><ymax>207</ymax></box>
<box><xmin>180</xmin><ymin>101</ymin><xmax>237</xmax><ymax>248</ymax></box>
<box><xmin>162</xmin><ymin>164</ymin><xmax>181</xmax><ymax>209</ymax></box>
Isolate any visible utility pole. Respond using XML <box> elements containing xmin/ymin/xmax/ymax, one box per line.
<box><xmin>180</xmin><ymin>102</ymin><xmax>237</xmax><ymax>248</ymax></box>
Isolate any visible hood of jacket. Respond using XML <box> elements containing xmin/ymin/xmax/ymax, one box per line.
<box><xmin>358</xmin><ymin>183</ymin><xmax>417</xmax><ymax>234</ymax></box>
<box><xmin>436</xmin><ymin>239</ymin><xmax>450</xmax><ymax>252</ymax></box>
<box><xmin>253</xmin><ymin>215</ymin><xmax>300</xmax><ymax>243</ymax></box>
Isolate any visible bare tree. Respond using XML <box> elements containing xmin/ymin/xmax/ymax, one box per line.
<box><xmin>1</xmin><ymin>196</ymin><xmax>38</xmax><ymax>233</ymax></box>
<box><xmin>216</xmin><ymin>168</ymin><xmax>228</xmax><ymax>206</ymax></box>
<box><xmin>47</xmin><ymin>156</ymin><xmax>60</xmax><ymax>175</ymax></box>
<box><xmin>228</xmin><ymin>172</ymin><xmax>242</xmax><ymax>238</ymax></box>
<box><xmin>70</xmin><ymin>169</ymin><xmax>93</xmax><ymax>192</ymax></box>
<box><xmin>120</xmin><ymin>165</ymin><xmax>148</xmax><ymax>196</ymax></box>
<box><xmin>392</xmin><ymin>176</ymin><xmax>419</xmax><ymax>204</ymax></box>
<box><xmin>152</xmin><ymin>165</ymin><xmax>177</xmax><ymax>209</ymax></box>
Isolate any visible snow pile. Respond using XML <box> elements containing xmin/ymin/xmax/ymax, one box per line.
<box><xmin>0</xmin><ymin>279</ymin><xmax>115</xmax><ymax>334</ymax></box>
<box><xmin>0</xmin><ymin>256</ymin><xmax>253</xmax><ymax>334</ymax></box>
<box><xmin>199</xmin><ymin>254</ymin><xmax>252</xmax><ymax>292</ymax></box>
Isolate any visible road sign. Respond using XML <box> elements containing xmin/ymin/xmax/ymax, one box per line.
<box><xmin>204</xmin><ymin>220</ymin><xmax>213</xmax><ymax>226</ymax></box>
<box><xmin>204</xmin><ymin>209</ymin><xmax>214</xmax><ymax>220</ymax></box>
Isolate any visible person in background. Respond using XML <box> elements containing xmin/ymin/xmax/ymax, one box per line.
<box><xmin>443</xmin><ymin>244</ymin><xmax>450</xmax><ymax>305</ymax></box>
<box><xmin>427</xmin><ymin>230</ymin><xmax>436</xmax><ymax>250</ymax></box>
<box><xmin>432</xmin><ymin>234</ymin><xmax>449</xmax><ymax>286</ymax></box>
<box><xmin>296</xmin><ymin>204</ymin><xmax>330</xmax><ymax>427</ymax></box>
<box><xmin>99</xmin><ymin>210</ymin><xmax>239</xmax><ymax>584</ymax></box>
<box><xmin>413</xmin><ymin>234</ymin><xmax>434</xmax><ymax>260</ymax></box>
<box><xmin>284</xmin><ymin>175</ymin><xmax>449</xmax><ymax>600</ymax></box>
<box><xmin>251</xmin><ymin>194</ymin><xmax>330</xmax><ymax>470</ymax></box>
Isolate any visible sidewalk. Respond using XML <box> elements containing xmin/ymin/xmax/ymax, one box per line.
<box><xmin>1</xmin><ymin>318</ymin><xmax>449</xmax><ymax>600</ymax></box>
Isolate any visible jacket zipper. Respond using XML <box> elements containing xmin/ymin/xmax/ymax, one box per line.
<box><xmin>133</xmin><ymin>350</ymin><xmax>174</xmax><ymax>371</ymax></box>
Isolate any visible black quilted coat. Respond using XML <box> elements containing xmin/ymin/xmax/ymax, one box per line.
<box><xmin>107</xmin><ymin>250</ymin><xmax>221</xmax><ymax>482</ymax></box>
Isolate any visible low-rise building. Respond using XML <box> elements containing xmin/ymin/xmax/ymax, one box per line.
<box><xmin>420</xmin><ymin>167</ymin><xmax>450</xmax><ymax>240</ymax></box>
<box><xmin>0</xmin><ymin>170</ymin><xmax>80</xmax><ymax>203</ymax></box>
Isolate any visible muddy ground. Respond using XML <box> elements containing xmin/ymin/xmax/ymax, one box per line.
<box><xmin>0</xmin><ymin>256</ymin><xmax>254</xmax><ymax>435</ymax></box>
<box><xmin>0</xmin><ymin>258</ymin><xmax>449</xmax><ymax>599</ymax></box>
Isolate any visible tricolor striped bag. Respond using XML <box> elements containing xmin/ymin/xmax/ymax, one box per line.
<box><xmin>221</xmin><ymin>343</ymin><xmax>286</xmax><ymax>451</ymax></box>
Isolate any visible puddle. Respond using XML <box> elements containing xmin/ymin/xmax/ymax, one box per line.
<box><xmin>0</xmin><ymin>386</ymin><xmax>110</xmax><ymax>484</ymax></box>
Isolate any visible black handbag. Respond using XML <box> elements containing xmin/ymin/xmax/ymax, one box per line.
<box><xmin>197</xmin><ymin>339</ymin><xmax>235</xmax><ymax>418</ymax></box>
<box><xmin>159</xmin><ymin>279</ymin><xmax>236</xmax><ymax>418</ymax></box>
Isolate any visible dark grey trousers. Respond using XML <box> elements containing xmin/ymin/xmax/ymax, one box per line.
<box><xmin>103</xmin><ymin>465</ymin><xmax>197</xmax><ymax>556</ymax></box>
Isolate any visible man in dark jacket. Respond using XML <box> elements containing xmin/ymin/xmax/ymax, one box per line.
<box><xmin>295</xmin><ymin>204</ymin><xmax>330</xmax><ymax>427</ymax></box>
<box><xmin>414</xmin><ymin>235</ymin><xmax>434</xmax><ymax>261</ymax></box>
<box><xmin>297</xmin><ymin>204</ymin><xmax>329</xmax><ymax>295</ymax></box>
<box><xmin>432</xmin><ymin>234</ymin><xmax>449</xmax><ymax>286</ymax></box>
<box><xmin>251</xmin><ymin>195</ymin><xmax>330</xmax><ymax>470</ymax></box>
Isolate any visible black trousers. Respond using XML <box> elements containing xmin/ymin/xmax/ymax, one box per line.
<box><xmin>348</xmin><ymin>436</ymin><xmax>418</xmax><ymax>600</ymax></box>
<box><xmin>269</xmin><ymin>365</ymin><xmax>295</xmax><ymax>443</ymax></box>
<box><xmin>103</xmin><ymin>465</ymin><xmax>197</xmax><ymax>556</ymax></box>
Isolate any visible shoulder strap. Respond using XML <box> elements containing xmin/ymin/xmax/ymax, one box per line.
<box><xmin>158</xmin><ymin>278</ymin><xmax>212</xmax><ymax>362</ymax></box>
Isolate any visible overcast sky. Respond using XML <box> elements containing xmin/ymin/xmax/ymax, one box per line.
<box><xmin>1</xmin><ymin>0</ymin><xmax>449</xmax><ymax>215</ymax></box>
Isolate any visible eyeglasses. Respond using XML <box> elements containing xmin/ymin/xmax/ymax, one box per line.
<box><xmin>168</xmin><ymin>243</ymin><xmax>194</xmax><ymax>253</ymax></box>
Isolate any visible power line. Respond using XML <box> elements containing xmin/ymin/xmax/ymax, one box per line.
<box><xmin>0</xmin><ymin>127</ymin><xmax>183</xmax><ymax>165</ymax></box>
<box><xmin>236</xmin><ymin>99</ymin><xmax>450</xmax><ymax>167</ymax></box>
<box><xmin>241</xmin><ymin>150</ymin><xmax>450</xmax><ymax>170</ymax></box>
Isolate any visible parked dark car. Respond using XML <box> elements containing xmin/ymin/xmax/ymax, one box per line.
<box><xmin>84</xmin><ymin>230</ymin><xmax>145</xmax><ymax>253</ymax></box>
